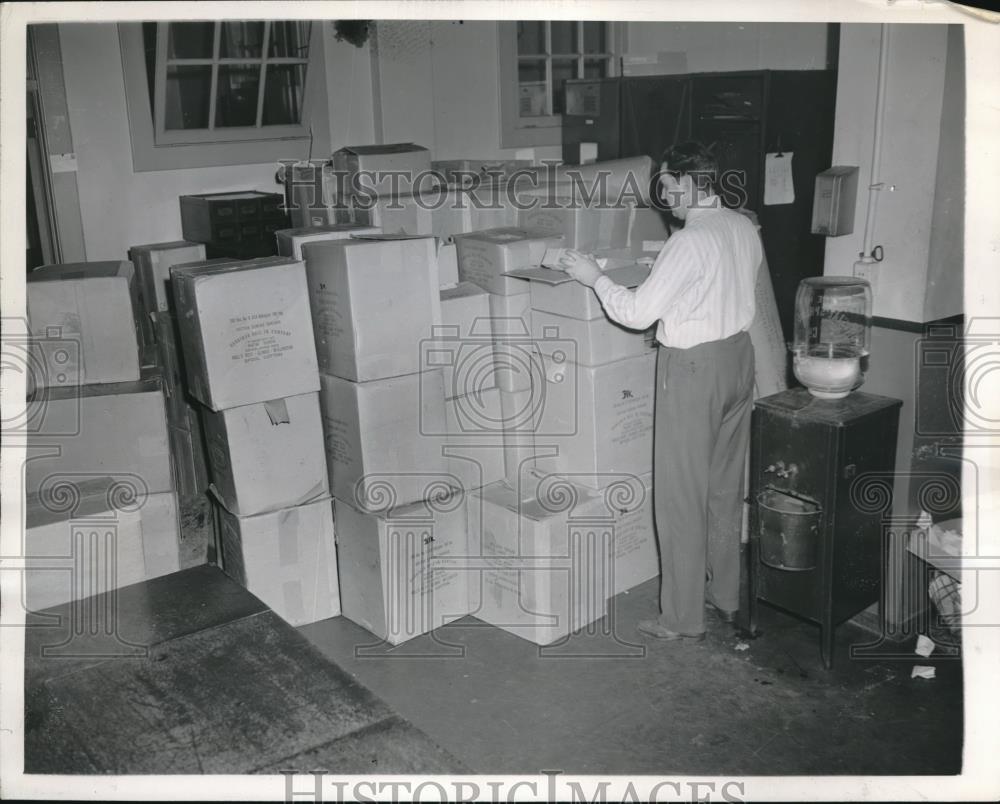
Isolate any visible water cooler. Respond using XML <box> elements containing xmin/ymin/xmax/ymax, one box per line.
<box><xmin>744</xmin><ymin>278</ymin><xmax>902</xmax><ymax>668</ymax></box>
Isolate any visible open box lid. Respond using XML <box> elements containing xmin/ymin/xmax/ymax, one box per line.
<box><xmin>507</xmin><ymin>262</ymin><xmax>650</xmax><ymax>288</ymax></box>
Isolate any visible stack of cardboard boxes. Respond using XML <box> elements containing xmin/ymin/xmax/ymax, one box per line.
<box><xmin>303</xmin><ymin>234</ymin><xmax>472</xmax><ymax>645</ymax></box>
<box><xmin>170</xmin><ymin>257</ymin><xmax>340</xmax><ymax>627</ymax></box>
<box><xmin>24</xmin><ymin>262</ymin><xmax>182</xmax><ymax>610</ymax></box>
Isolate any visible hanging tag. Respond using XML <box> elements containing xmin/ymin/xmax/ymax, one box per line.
<box><xmin>764</xmin><ymin>152</ymin><xmax>795</xmax><ymax>206</ymax></box>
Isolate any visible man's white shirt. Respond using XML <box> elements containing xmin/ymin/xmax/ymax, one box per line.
<box><xmin>593</xmin><ymin>200</ymin><xmax>762</xmax><ymax>349</ymax></box>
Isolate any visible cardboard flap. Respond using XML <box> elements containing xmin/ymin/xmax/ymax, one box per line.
<box><xmin>508</xmin><ymin>262</ymin><xmax>650</xmax><ymax>288</ymax></box>
<box><xmin>349</xmin><ymin>232</ymin><xmax>435</xmax><ymax>242</ymax></box>
<box><xmin>263</xmin><ymin>398</ymin><xmax>291</xmax><ymax>425</ymax></box>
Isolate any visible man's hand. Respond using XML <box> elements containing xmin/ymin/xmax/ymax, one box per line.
<box><xmin>558</xmin><ymin>249</ymin><xmax>603</xmax><ymax>288</ymax></box>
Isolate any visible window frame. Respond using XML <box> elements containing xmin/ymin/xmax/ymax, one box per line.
<box><xmin>499</xmin><ymin>21</ymin><xmax>625</xmax><ymax>149</ymax></box>
<box><xmin>119</xmin><ymin>21</ymin><xmax>324</xmax><ymax>172</ymax></box>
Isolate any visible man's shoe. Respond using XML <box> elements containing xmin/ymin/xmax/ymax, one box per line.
<box><xmin>705</xmin><ymin>601</ymin><xmax>738</xmax><ymax>624</ymax></box>
<box><xmin>637</xmin><ymin>619</ymin><xmax>706</xmax><ymax>642</ymax></box>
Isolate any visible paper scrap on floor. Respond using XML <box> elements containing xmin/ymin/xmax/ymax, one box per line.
<box><xmin>911</xmin><ymin>665</ymin><xmax>936</xmax><ymax>680</ymax></box>
<box><xmin>915</xmin><ymin>634</ymin><xmax>936</xmax><ymax>658</ymax></box>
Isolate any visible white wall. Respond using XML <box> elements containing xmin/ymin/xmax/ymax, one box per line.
<box><xmin>624</xmin><ymin>21</ymin><xmax>830</xmax><ymax>72</ymax></box>
<box><xmin>57</xmin><ymin>22</ymin><xmax>374</xmax><ymax>261</ymax></box>
<box><xmin>823</xmin><ymin>24</ymin><xmax>957</xmax><ymax>323</ymax></box>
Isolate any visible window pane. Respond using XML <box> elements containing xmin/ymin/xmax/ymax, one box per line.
<box><xmin>269</xmin><ymin>21</ymin><xmax>312</xmax><ymax>58</ymax></box>
<box><xmin>219</xmin><ymin>21</ymin><xmax>265</xmax><ymax>59</ymax></box>
<box><xmin>262</xmin><ymin>64</ymin><xmax>305</xmax><ymax>125</ymax></box>
<box><xmin>584</xmin><ymin>58</ymin><xmax>610</xmax><ymax>79</ymax></box>
<box><xmin>164</xmin><ymin>65</ymin><xmax>212</xmax><ymax>129</ymax></box>
<box><xmin>551</xmin><ymin>22</ymin><xmax>577</xmax><ymax>55</ymax></box>
<box><xmin>518</xmin><ymin>59</ymin><xmax>545</xmax><ymax>84</ymax></box>
<box><xmin>551</xmin><ymin>59</ymin><xmax>577</xmax><ymax>114</ymax></box>
<box><xmin>167</xmin><ymin>22</ymin><xmax>215</xmax><ymax>59</ymax></box>
<box><xmin>517</xmin><ymin>21</ymin><xmax>544</xmax><ymax>55</ymax></box>
<box><xmin>583</xmin><ymin>22</ymin><xmax>607</xmax><ymax>53</ymax></box>
<box><xmin>215</xmin><ymin>65</ymin><xmax>261</xmax><ymax>127</ymax></box>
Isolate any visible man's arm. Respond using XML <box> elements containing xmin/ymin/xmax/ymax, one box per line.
<box><xmin>591</xmin><ymin>235</ymin><xmax>701</xmax><ymax>331</ymax></box>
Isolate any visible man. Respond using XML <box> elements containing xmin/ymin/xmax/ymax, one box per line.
<box><xmin>559</xmin><ymin>141</ymin><xmax>761</xmax><ymax>642</ymax></box>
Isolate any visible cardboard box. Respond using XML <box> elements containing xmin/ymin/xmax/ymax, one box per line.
<box><xmin>444</xmin><ymin>388</ymin><xmax>506</xmax><ymax>491</ymax></box>
<box><xmin>25</xmin><ymin>481</ymin><xmax>180</xmax><ymax>611</ymax></box>
<box><xmin>26</xmin><ymin>376</ymin><xmax>173</xmax><ymax>496</ymax></box>
<box><xmin>533</xmin><ymin>351</ymin><xmax>656</xmax><ymax>488</ymax></box>
<box><xmin>27</xmin><ymin>262</ymin><xmax>142</xmax><ymax>387</ymax></box>
<box><xmin>218</xmin><ymin>497</ymin><xmax>341</xmax><ymax>627</ymax></box>
<box><xmin>275</xmin><ymin>224</ymin><xmax>380</xmax><ymax>261</ymax></box>
<box><xmin>334</xmin><ymin>496</ymin><xmax>471</xmax><ymax>645</ymax></box>
<box><xmin>511</xmin><ymin>263</ymin><xmax>650</xmax><ymax>321</ymax></box>
<box><xmin>429</xmin><ymin>283</ymin><xmax>496</xmax><ymax>400</ymax></box>
<box><xmin>348</xmin><ymin>194</ymin><xmax>434</xmax><ymax>236</ymax></box>
<box><xmin>202</xmin><ymin>392</ymin><xmax>329</xmax><ymax>516</ymax></box>
<box><xmin>606</xmin><ymin>472</ymin><xmax>659</xmax><ymax>595</ymax></box>
<box><xmin>432</xmin><ymin>159</ymin><xmax>532</xmax><ymax>186</ymax></box>
<box><xmin>628</xmin><ymin>206</ymin><xmax>671</xmax><ymax>257</ymax></box>
<box><xmin>128</xmin><ymin>241</ymin><xmax>207</xmax><ymax>315</ymax></box>
<box><xmin>472</xmin><ymin>480</ymin><xmax>612</xmax><ymax>645</ymax></box>
<box><xmin>150</xmin><ymin>312</ymin><xmax>192</xmax><ymax>429</ymax></box>
<box><xmin>171</xmin><ymin>258</ymin><xmax>320</xmax><ymax>410</ymax></box>
<box><xmin>304</xmin><ymin>236</ymin><xmax>438</xmax><ymax>383</ymax></box>
<box><xmin>333</xmin><ymin>143</ymin><xmax>432</xmax><ymax>198</ymax></box>
<box><xmin>437</xmin><ymin>242</ymin><xmax>459</xmax><ymax>288</ymax></box>
<box><xmin>454</xmin><ymin>228</ymin><xmax>562</xmax><ymax>296</ymax></box>
<box><xmin>532</xmin><ymin>309</ymin><xmax>652</xmax><ymax>367</ymax></box>
<box><xmin>517</xmin><ymin>196</ymin><xmax>632</xmax><ymax>252</ymax></box>
<box><xmin>320</xmin><ymin>370</ymin><xmax>447</xmax><ymax>511</ymax></box>
<box><xmin>169</xmin><ymin>421</ymin><xmax>210</xmax><ymax>499</ymax></box>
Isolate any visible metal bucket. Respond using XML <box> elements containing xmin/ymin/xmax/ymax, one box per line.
<box><xmin>756</xmin><ymin>489</ymin><xmax>821</xmax><ymax>571</ymax></box>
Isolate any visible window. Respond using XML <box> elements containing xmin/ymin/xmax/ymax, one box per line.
<box><xmin>499</xmin><ymin>21</ymin><xmax>623</xmax><ymax>149</ymax></box>
<box><xmin>120</xmin><ymin>21</ymin><xmax>326</xmax><ymax>172</ymax></box>
<box><xmin>145</xmin><ymin>21</ymin><xmax>311</xmax><ymax>144</ymax></box>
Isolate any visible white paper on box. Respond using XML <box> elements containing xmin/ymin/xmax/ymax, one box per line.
<box><xmin>430</xmin><ymin>283</ymin><xmax>496</xmax><ymax>400</ymax></box>
<box><xmin>276</xmin><ymin>224</ymin><xmax>380</xmax><ymax>261</ymax></box>
<box><xmin>320</xmin><ymin>370</ymin><xmax>448</xmax><ymax>511</ymax></box>
<box><xmin>27</xmin><ymin>267</ymin><xmax>141</xmax><ymax>387</ymax></box>
<box><xmin>202</xmin><ymin>392</ymin><xmax>329</xmax><ymax>516</ymax></box>
<box><xmin>304</xmin><ymin>237</ymin><xmax>438</xmax><ymax>382</ymax></box>
<box><xmin>25</xmin><ymin>485</ymin><xmax>180</xmax><ymax>611</ymax></box>
<box><xmin>334</xmin><ymin>497</ymin><xmax>471</xmax><ymax>645</ymax></box>
<box><xmin>534</xmin><ymin>351</ymin><xmax>656</xmax><ymax>488</ymax></box>
<box><xmin>218</xmin><ymin>498</ymin><xmax>340</xmax><ymax>627</ymax></box>
<box><xmin>171</xmin><ymin>259</ymin><xmax>320</xmax><ymax>410</ymax></box>
<box><xmin>25</xmin><ymin>377</ymin><xmax>173</xmax><ymax>495</ymax></box>
<box><xmin>532</xmin><ymin>309</ymin><xmax>652</xmax><ymax>367</ymax></box>
<box><xmin>472</xmin><ymin>480</ymin><xmax>612</xmax><ymax>645</ymax></box>
<box><xmin>454</xmin><ymin>227</ymin><xmax>562</xmax><ymax>296</ymax></box>
<box><xmin>444</xmin><ymin>388</ymin><xmax>506</xmax><ymax>491</ymax></box>
<box><xmin>128</xmin><ymin>242</ymin><xmax>206</xmax><ymax>314</ymax></box>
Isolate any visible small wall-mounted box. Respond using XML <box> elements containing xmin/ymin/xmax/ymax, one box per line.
<box><xmin>811</xmin><ymin>166</ymin><xmax>859</xmax><ymax>236</ymax></box>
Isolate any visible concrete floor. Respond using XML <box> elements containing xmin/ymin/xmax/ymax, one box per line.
<box><xmin>299</xmin><ymin>577</ymin><xmax>964</xmax><ymax>776</ymax></box>
<box><xmin>23</xmin><ymin>566</ymin><xmax>963</xmax><ymax>777</ymax></box>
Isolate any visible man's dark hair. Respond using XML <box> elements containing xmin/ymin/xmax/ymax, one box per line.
<box><xmin>660</xmin><ymin>141</ymin><xmax>719</xmax><ymax>194</ymax></box>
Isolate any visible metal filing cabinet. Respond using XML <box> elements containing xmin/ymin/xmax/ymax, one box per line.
<box><xmin>746</xmin><ymin>388</ymin><xmax>902</xmax><ymax>668</ymax></box>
